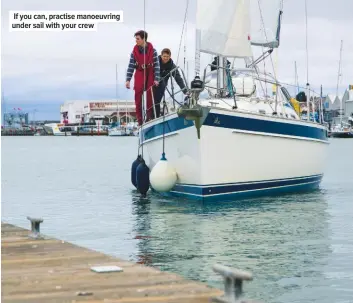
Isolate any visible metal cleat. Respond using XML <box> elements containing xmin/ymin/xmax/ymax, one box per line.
<box><xmin>27</xmin><ymin>216</ymin><xmax>44</xmax><ymax>239</ymax></box>
<box><xmin>211</xmin><ymin>264</ymin><xmax>260</xmax><ymax>303</ymax></box>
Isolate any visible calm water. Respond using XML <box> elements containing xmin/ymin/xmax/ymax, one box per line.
<box><xmin>1</xmin><ymin>136</ymin><xmax>353</xmax><ymax>303</ymax></box>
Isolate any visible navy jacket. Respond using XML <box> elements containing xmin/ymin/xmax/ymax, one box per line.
<box><xmin>158</xmin><ymin>55</ymin><xmax>186</xmax><ymax>93</ymax></box>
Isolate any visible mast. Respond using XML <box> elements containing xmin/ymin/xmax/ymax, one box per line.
<box><xmin>336</xmin><ymin>40</ymin><xmax>343</xmax><ymax>124</ymax></box>
<box><xmin>294</xmin><ymin>61</ymin><xmax>299</xmax><ymax>95</ymax></box>
<box><xmin>273</xmin><ymin>48</ymin><xmax>278</xmax><ymax>113</ymax></box>
<box><xmin>184</xmin><ymin>12</ymin><xmax>189</xmax><ymax>83</ymax></box>
<box><xmin>115</xmin><ymin>64</ymin><xmax>120</xmax><ymax>125</ymax></box>
<box><xmin>216</xmin><ymin>56</ymin><xmax>225</xmax><ymax>97</ymax></box>
<box><xmin>125</xmin><ymin>99</ymin><xmax>128</xmax><ymax>125</ymax></box>
<box><xmin>304</xmin><ymin>0</ymin><xmax>310</xmax><ymax>121</ymax></box>
<box><xmin>184</xmin><ymin>15</ymin><xmax>187</xmax><ymax>78</ymax></box>
<box><xmin>320</xmin><ymin>84</ymin><xmax>323</xmax><ymax>124</ymax></box>
<box><xmin>194</xmin><ymin>29</ymin><xmax>201</xmax><ymax>76</ymax></box>
<box><xmin>2</xmin><ymin>91</ymin><xmax>5</xmax><ymax>122</ymax></box>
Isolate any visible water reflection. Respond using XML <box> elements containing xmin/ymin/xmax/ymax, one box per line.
<box><xmin>3</xmin><ymin>137</ymin><xmax>350</xmax><ymax>303</ymax></box>
<box><xmin>131</xmin><ymin>190</ymin><xmax>331</xmax><ymax>302</ymax></box>
<box><xmin>131</xmin><ymin>192</ymin><xmax>154</xmax><ymax>266</ymax></box>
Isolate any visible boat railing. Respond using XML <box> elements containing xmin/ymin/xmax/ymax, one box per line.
<box><xmin>202</xmin><ymin>65</ymin><xmax>281</xmax><ymax>89</ymax></box>
<box><xmin>161</xmin><ymin>66</ymin><xmax>190</xmax><ymax>108</ymax></box>
<box><xmin>142</xmin><ymin>65</ymin><xmax>190</xmax><ymax>122</ymax></box>
<box><xmin>200</xmin><ymin>63</ymin><xmax>284</xmax><ymax>110</ymax></box>
<box><xmin>201</xmin><ymin>64</ymin><xmax>327</xmax><ymax>125</ymax></box>
<box><xmin>142</xmin><ymin>63</ymin><xmax>324</xmax><ymax>126</ymax></box>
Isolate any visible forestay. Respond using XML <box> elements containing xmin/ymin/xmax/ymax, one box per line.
<box><xmin>250</xmin><ymin>0</ymin><xmax>283</xmax><ymax>48</ymax></box>
<box><xmin>196</xmin><ymin>0</ymin><xmax>253</xmax><ymax>58</ymax></box>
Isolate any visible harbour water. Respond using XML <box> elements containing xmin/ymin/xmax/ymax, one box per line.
<box><xmin>1</xmin><ymin>136</ymin><xmax>353</xmax><ymax>303</ymax></box>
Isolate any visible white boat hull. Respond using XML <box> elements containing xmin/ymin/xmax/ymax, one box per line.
<box><xmin>43</xmin><ymin>123</ymin><xmax>72</xmax><ymax>136</ymax></box>
<box><xmin>108</xmin><ymin>128</ymin><xmax>127</xmax><ymax>136</ymax></box>
<box><xmin>54</xmin><ymin>132</ymin><xmax>72</xmax><ymax>136</ymax></box>
<box><xmin>139</xmin><ymin>108</ymin><xmax>329</xmax><ymax>201</ymax></box>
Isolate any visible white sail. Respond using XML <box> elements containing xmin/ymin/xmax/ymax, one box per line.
<box><xmin>196</xmin><ymin>0</ymin><xmax>252</xmax><ymax>58</ymax></box>
<box><xmin>250</xmin><ymin>0</ymin><xmax>283</xmax><ymax>48</ymax></box>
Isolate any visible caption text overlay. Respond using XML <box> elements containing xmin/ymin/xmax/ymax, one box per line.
<box><xmin>9</xmin><ymin>11</ymin><xmax>123</xmax><ymax>32</ymax></box>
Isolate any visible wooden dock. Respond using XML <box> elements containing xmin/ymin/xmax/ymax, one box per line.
<box><xmin>1</xmin><ymin>221</ymin><xmax>225</xmax><ymax>303</ymax></box>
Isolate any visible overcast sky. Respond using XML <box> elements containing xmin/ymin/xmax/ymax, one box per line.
<box><xmin>1</xmin><ymin>0</ymin><xmax>353</xmax><ymax>119</ymax></box>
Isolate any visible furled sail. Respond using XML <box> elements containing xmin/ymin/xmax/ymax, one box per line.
<box><xmin>196</xmin><ymin>0</ymin><xmax>253</xmax><ymax>58</ymax></box>
<box><xmin>250</xmin><ymin>0</ymin><xmax>283</xmax><ymax>48</ymax></box>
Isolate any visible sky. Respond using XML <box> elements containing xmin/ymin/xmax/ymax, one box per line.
<box><xmin>1</xmin><ymin>0</ymin><xmax>353</xmax><ymax>120</ymax></box>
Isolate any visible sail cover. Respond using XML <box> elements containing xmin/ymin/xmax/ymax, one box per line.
<box><xmin>196</xmin><ymin>0</ymin><xmax>253</xmax><ymax>58</ymax></box>
<box><xmin>250</xmin><ymin>0</ymin><xmax>283</xmax><ymax>48</ymax></box>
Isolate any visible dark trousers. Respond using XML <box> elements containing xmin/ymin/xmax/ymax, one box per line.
<box><xmin>153</xmin><ymin>81</ymin><xmax>166</xmax><ymax>118</ymax></box>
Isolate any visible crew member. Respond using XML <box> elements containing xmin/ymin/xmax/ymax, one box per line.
<box><xmin>154</xmin><ymin>48</ymin><xmax>187</xmax><ymax>118</ymax></box>
<box><xmin>210</xmin><ymin>56</ymin><xmax>231</xmax><ymax>71</ymax></box>
<box><xmin>125</xmin><ymin>30</ymin><xmax>160</xmax><ymax>126</ymax></box>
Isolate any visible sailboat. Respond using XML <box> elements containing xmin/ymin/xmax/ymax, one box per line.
<box><xmin>330</xmin><ymin>40</ymin><xmax>353</xmax><ymax>138</ymax></box>
<box><xmin>136</xmin><ymin>0</ymin><xmax>329</xmax><ymax>201</ymax></box>
<box><xmin>108</xmin><ymin>64</ymin><xmax>128</xmax><ymax>136</ymax></box>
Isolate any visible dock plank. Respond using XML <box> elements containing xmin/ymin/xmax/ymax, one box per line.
<box><xmin>1</xmin><ymin>222</ymin><xmax>222</xmax><ymax>303</ymax></box>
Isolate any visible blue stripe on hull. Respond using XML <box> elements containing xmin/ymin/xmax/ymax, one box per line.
<box><xmin>204</xmin><ymin>113</ymin><xmax>328</xmax><ymax>141</ymax></box>
<box><xmin>142</xmin><ymin>117</ymin><xmax>194</xmax><ymax>141</ymax></box>
<box><xmin>157</xmin><ymin>175</ymin><xmax>323</xmax><ymax>201</ymax></box>
<box><xmin>141</xmin><ymin>113</ymin><xmax>328</xmax><ymax>142</ymax></box>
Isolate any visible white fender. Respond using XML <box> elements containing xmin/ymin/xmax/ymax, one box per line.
<box><xmin>150</xmin><ymin>154</ymin><xmax>177</xmax><ymax>192</ymax></box>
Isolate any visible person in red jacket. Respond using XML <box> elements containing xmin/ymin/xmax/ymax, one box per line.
<box><xmin>125</xmin><ymin>30</ymin><xmax>160</xmax><ymax>126</ymax></box>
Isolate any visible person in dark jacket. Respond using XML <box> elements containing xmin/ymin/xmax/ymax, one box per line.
<box><xmin>210</xmin><ymin>56</ymin><xmax>231</xmax><ymax>71</ymax></box>
<box><xmin>153</xmin><ymin>48</ymin><xmax>188</xmax><ymax>118</ymax></box>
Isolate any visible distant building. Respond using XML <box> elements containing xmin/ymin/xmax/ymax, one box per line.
<box><xmin>324</xmin><ymin>94</ymin><xmax>340</xmax><ymax>111</ymax></box>
<box><xmin>342</xmin><ymin>85</ymin><xmax>353</xmax><ymax>117</ymax></box>
<box><xmin>322</xmin><ymin>85</ymin><xmax>353</xmax><ymax>123</ymax></box>
<box><xmin>60</xmin><ymin>100</ymin><xmax>136</xmax><ymax>124</ymax></box>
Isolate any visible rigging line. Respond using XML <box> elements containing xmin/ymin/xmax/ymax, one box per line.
<box><xmin>160</xmin><ymin>0</ymin><xmax>189</xmax><ymax>106</ymax></box>
<box><xmin>234</xmin><ymin>69</ymin><xmax>322</xmax><ymax>97</ymax></box>
<box><xmin>183</xmin><ymin>11</ymin><xmax>188</xmax><ymax>79</ymax></box>
<box><xmin>162</xmin><ymin>98</ymin><xmax>166</xmax><ymax>154</ymax></box>
<box><xmin>253</xmin><ymin>1</ymin><xmax>269</xmax><ymax>100</ymax></box>
<box><xmin>141</xmin><ymin>67</ymin><xmax>185</xmax><ymax>121</ymax></box>
<box><xmin>305</xmin><ymin>0</ymin><xmax>309</xmax><ymax>85</ymax></box>
<box><xmin>253</xmin><ymin>66</ymin><xmax>271</xmax><ymax>109</ymax></box>
<box><xmin>140</xmin><ymin>0</ymin><xmax>147</xmax><ymax>159</ymax></box>
<box><xmin>260</xmin><ymin>44</ymin><xmax>267</xmax><ymax>96</ymax></box>
<box><xmin>115</xmin><ymin>63</ymin><xmax>119</xmax><ymax>124</ymax></box>
<box><xmin>250</xmin><ymin>39</ymin><xmax>266</xmax><ymax>97</ymax></box>
<box><xmin>251</xmin><ymin>48</ymin><xmax>270</xmax><ymax>109</ymax></box>
<box><xmin>176</xmin><ymin>0</ymin><xmax>189</xmax><ymax>67</ymax></box>
<box><xmin>257</xmin><ymin>0</ymin><xmax>277</xmax><ymax>81</ymax></box>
